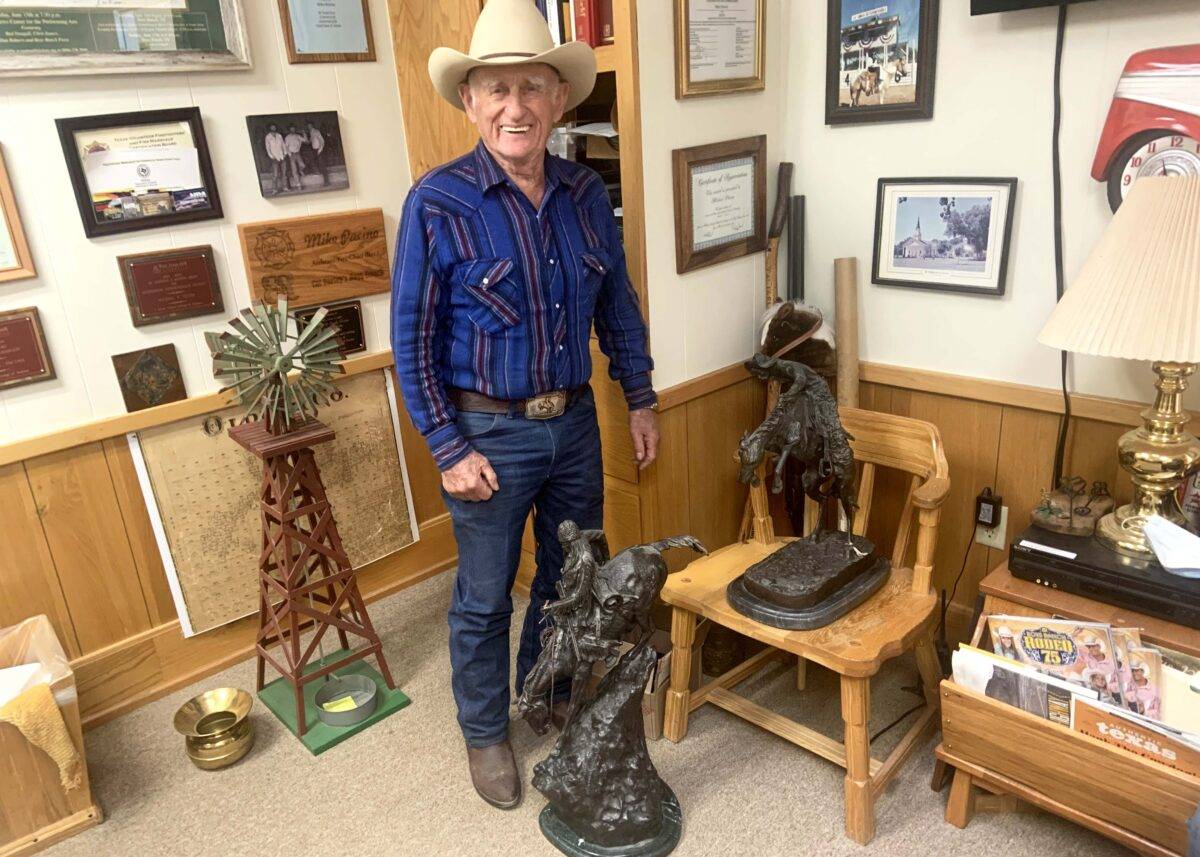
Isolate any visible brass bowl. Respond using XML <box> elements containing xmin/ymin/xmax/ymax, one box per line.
<box><xmin>173</xmin><ymin>687</ymin><xmax>255</xmax><ymax>771</ymax></box>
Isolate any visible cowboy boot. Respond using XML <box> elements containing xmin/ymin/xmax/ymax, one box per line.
<box><xmin>466</xmin><ymin>739</ymin><xmax>521</xmax><ymax>809</ymax></box>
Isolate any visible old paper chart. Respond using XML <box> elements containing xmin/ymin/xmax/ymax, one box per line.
<box><xmin>130</xmin><ymin>369</ymin><xmax>418</xmax><ymax>636</ymax></box>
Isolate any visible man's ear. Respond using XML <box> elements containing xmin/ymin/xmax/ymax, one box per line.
<box><xmin>459</xmin><ymin>82</ymin><xmax>477</xmax><ymax>121</ymax></box>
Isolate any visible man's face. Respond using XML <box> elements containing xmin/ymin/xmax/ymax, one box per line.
<box><xmin>460</xmin><ymin>63</ymin><xmax>569</xmax><ymax>167</ymax></box>
<box><xmin>268</xmin><ymin>125</ymin><xmax>277</xmax><ymax>133</ymax></box>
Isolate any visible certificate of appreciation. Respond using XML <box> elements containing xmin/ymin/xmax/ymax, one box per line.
<box><xmin>286</xmin><ymin>0</ymin><xmax>368</xmax><ymax>56</ymax></box>
<box><xmin>687</xmin><ymin>0</ymin><xmax>759</xmax><ymax>84</ymax></box>
<box><xmin>691</xmin><ymin>157</ymin><xmax>755</xmax><ymax>250</ymax></box>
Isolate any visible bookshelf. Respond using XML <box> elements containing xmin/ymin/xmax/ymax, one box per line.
<box><xmin>594</xmin><ymin>43</ymin><xmax>616</xmax><ymax>73</ymax></box>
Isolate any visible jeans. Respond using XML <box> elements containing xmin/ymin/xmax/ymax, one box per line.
<box><xmin>442</xmin><ymin>388</ymin><xmax>604</xmax><ymax>747</ymax></box>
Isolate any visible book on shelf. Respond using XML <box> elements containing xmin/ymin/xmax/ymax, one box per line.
<box><xmin>952</xmin><ymin>644</ymin><xmax>1098</xmax><ymax>727</ymax></box>
<box><xmin>571</xmin><ymin>0</ymin><xmax>613</xmax><ymax>47</ymax></box>
<box><xmin>536</xmin><ymin>0</ymin><xmax>564</xmax><ymax>46</ymax></box>
<box><xmin>1072</xmin><ymin>696</ymin><xmax>1200</xmax><ymax>778</ymax></box>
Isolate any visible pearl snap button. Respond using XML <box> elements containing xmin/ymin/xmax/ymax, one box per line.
<box><xmin>482</xmin><ymin>277</ymin><xmax>489</xmax><ymax>285</ymax></box>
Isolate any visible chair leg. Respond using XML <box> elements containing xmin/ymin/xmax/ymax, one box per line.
<box><xmin>840</xmin><ymin>674</ymin><xmax>875</xmax><ymax>845</ymax></box>
<box><xmin>913</xmin><ymin>630</ymin><xmax>943</xmax><ymax>706</ymax></box>
<box><xmin>663</xmin><ymin>607</ymin><xmax>697</xmax><ymax>743</ymax></box>
<box><xmin>945</xmin><ymin>768</ymin><xmax>976</xmax><ymax>828</ymax></box>
<box><xmin>795</xmin><ymin>655</ymin><xmax>807</xmax><ymax>690</ymax></box>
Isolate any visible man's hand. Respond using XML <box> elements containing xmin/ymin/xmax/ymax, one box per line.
<box><xmin>629</xmin><ymin>408</ymin><xmax>659</xmax><ymax>470</ymax></box>
<box><xmin>442</xmin><ymin>450</ymin><xmax>500</xmax><ymax>501</ymax></box>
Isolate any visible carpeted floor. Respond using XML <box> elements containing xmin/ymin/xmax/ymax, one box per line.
<box><xmin>53</xmin><ymin>571</ymin><xmax>1130</xmax><ymax>856</ymax></box>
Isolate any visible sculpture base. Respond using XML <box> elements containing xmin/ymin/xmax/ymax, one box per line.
<box><xmin>740</xmin><ymin>530</ymin><xmax>881</xmax><ymax>609</ymax></box>
<box><xmin>538</xmin><ymin>790</ymin><xmax>682</xmax><ymax>857</ymax></box>
<box><xmin>727</xmin><ymin>558</ymin><xmax>890</xmax><ymax>630</ymax></box>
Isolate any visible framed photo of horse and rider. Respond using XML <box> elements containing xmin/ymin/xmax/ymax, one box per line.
<box><xmin>826</xmin><ymin>0</ymin><xmax>939</xmax><ymax>125</ymax></box>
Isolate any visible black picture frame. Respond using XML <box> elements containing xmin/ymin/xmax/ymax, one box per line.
<box><xmin>871</xmin><ymin>177</ymin><xmax>1017</xmax><ymax>296</ymax></box>
<box><xmin>56</xmin><ymin>107</ymin><xmax>223</xmax><ymax>239</ymax></box>
<box><xmin>245</xmin><ymin>111</ymin><xmax>350</xmax><ymax>199</ymax></box>
<box><xmin>825</xmin><ymin>0</ymin><xmax>939</xmax><ymax>126</ymax></box>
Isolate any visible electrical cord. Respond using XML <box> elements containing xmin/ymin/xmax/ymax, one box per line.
<box><xmin>936</xmin><ymin>529</ymin><xmax>975</xmax><ymax>638</ymax></box>
<box><xmin>1050</xmin><ymin>0</ymin><xmax>1072</xmax><ymax>488</ymax></box>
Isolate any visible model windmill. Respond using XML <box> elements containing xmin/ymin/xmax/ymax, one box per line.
<box><xmin>206</xmin><ymin>298</ymin><xmax>395</xmax><ymax>737</ymax></box>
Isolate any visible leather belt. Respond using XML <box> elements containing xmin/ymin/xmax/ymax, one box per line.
<box><xmin>448</xmin><ymin>386</ymin><xmax>587</xmax><ymax>420</ymax></box>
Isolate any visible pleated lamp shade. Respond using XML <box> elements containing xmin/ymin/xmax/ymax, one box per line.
<box><xmin>1038</xmin><ymin>176</ymin><xmax>1200</xmax><ymax>362</ymax></box>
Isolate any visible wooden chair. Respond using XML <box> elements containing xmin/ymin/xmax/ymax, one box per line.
<box><xmin>660</xmin><ymin>406</ymin><xmax>950</xmax><ymax>845</ymax></box>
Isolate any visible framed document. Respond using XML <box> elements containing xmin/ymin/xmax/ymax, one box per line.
<box><xmin>0</xmin><ymin>306</ymin><xmax>54</xmax><ymax>390</ymax></box>
<box><xmin>0</xmin><ymin>146</ymin><xmax>34</xmax><ymax>283</ymax></box>
<box><xmin>118</xmin><ymin>244</ymin><xmax>223</xmax><ymax>327</ymax></box>
<box><xmin>825</xmin><ymin>0</ymin><xmax>939</xmax><ymax>126</ymax></box>
<box><xmin>672</xmin><ymin>135</ymin><xmax>766</xmax><ymax>274</ymax></box>
<box><xmin>296</xmin><ymin>300</ymin><xmax>365</xmax><ymax>355</ymax></box>
<box><xmin>237</xmin><ymin>208</ymin><xmax>389</xmax><ymax>307</ymax></box>
<box><xmin>276</xmin><ymin>0</ymin><xmax>375</xmax><ymax>64</ymax></box>
<box><xmin>0</xmin><ymin>1</ymin><xmax>250</xmax><ymax>78</ymax></box>
<box><xmin>674</xmin><ymin>0</ymin><xmax>765</xmax><ymax>99</ymax></box>
<box><xmin>56</xmin><ymin>106</ymin><xmax>223</xmax><ymax>239</ymax></box>
<box><xmin>872</xmin><ymin>177</ymin><xmax>1016</xmax><ymax>296</ymax></box>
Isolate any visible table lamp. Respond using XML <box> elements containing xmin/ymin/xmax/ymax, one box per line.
<box><xmin>1038</xmin><ymin>176</ymin><xmax>1200</xmax><ymax>558</ymax></box>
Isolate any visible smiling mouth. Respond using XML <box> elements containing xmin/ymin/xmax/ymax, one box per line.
<box><xmin>500</xmin><ymin>125</ymin><xmax>531</xmax><ymax>134</ymax></box>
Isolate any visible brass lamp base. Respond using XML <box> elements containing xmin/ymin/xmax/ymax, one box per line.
<box><xmin>1095</xmin><ymin>361</ymin><xmax>1200</xmax><ymax>558</ymax></box>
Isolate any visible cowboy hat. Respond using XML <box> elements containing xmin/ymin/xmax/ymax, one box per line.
<box><xmin>428</xmin><ymin>0</ymin><xmax>597</xmax><ymax>112</ymax></box>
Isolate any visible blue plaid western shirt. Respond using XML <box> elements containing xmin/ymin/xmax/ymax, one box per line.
<box><xmin>391</xmin><ymin>142</ymin><xmax>656</xmax><ymax>471</ymax></box>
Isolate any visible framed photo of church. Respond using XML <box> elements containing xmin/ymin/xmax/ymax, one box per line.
<box><xmin>872</xmin><ymin>177</ymin><xmax>1017</xmax><ymax>296</ymax></box>
<box><xmin>825</xmin><ymin>0</ymin><xmax>939</xmax><ymax>125</ymax></box>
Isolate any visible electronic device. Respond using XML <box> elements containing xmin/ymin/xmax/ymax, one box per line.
<box><xmin>1009</xmin><ymin>525</ymin><xmax>1200</xmax><ymax>629</ymax></box>
<box><xmin>971</xmin><ymin>0</ymin><xmax>1099</xmax><ymax>14</ymax></box>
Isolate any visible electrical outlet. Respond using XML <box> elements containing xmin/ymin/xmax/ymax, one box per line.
<box><xmin>975</xmin><ymin>505</ymin><xmax>1008</xmax><ymax>550</ymax></box>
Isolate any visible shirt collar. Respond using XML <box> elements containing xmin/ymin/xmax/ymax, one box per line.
<box><xmin>473</xmin><ymin>140</ymin><xmax>568</xmax><ymax>195</ymax></box>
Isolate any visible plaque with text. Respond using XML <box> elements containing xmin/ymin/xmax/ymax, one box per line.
<box><xmin>0</xmin><ymin>306</ymin><xmax>55</xmax><ymax>390</ymax></box>
<box><xmin>238</xmin><ymin>207</ymin><xmax>389</xmax><ymax>308</ymax></box>
<box><xmin>112</xmin><ymin>343</ymin><xmax>186</xmax><ymax>412</ymax></box>
<box><xmin>296</xmin><ymin>299</ymin><xmax>366</xmax><ymax>355</ymax></box>
<box><xmin>118</xmin><ymin>244</ymin><xmax>224</xmax><ymax>327</ymax></box>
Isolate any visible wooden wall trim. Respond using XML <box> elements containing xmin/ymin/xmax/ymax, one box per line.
<box><xmin>74</xmin><ymin>513</ymin><xmax>457</xmax><ymax>730</ymax></box>
<box><xmin>657</xmin><ymin>362</ymin><xmax>751</xmax><ymax>411</ymax></box>
<box><xmin>0</xmin><ymin>351</ymin><xmax>394</xmax><ymax>467</ymax></box>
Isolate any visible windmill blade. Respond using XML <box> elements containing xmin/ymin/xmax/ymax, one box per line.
<box><xmin>227</xmin><ymin>316</ymin><xmax>268</xmax><ymax>348</ymax></box>
<box><xmin>241</xmin><ymin>306</ymin><xmax>278</xmax><ymax>350</ymax></box>
<box><xmin>292</xmin><ymin>307</ymin><xmax>329</xmax><ymax>349</ymax></box>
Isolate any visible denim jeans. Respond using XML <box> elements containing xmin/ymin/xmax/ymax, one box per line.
<box><xmin>442</xmin><ymin>388</ymin><xmax>604</xmax><ymax>747</ymax></box>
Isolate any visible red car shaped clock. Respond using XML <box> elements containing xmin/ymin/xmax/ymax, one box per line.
<box><xmin>1092</xmin><ymin>43</ymin><xmax>1200</xmax><ymax>211</ymax></box>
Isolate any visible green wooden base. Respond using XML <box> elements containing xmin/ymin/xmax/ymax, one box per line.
<box><xmin>257</xmin><ymin>650</ymin><xmax>410</xmax><ymax>755</ymax></box>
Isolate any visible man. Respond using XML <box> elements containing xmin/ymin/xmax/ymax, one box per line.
<box><xmin>263</xmin><ymin>123</ymin><xmax>286</xmax><ymax>195</ymax></box>
<box><xmin>284</xmin><ymin>124</ymin><xmax>306</xmax><ymax>189</ymax></box>
<box><xmin>392</xmin><ymin>0</ymin><xmax>658</xmax><ymax>810</ymax></box>
<box><xmin>306</xmin><ymin>120</ymin><xmax>327</xmax><ymax>183</ymax></box>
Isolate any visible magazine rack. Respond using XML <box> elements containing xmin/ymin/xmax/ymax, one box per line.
<box><xmin>934</xmin><ymin>563</ymin><xmax>1200</xmax><ymax>856</ymax></box>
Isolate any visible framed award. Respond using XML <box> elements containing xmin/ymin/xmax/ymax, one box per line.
<box><xmin>276</xmin><ymin>0</ymin><xmax>376</xmax><ymax>65</ymax></box>
<box><xmin>674</xmin><ymin>0</ymin><xmax>766</xmax><ymax>99</ymax></box>
<box><xmin>0</xmin><ymin>306</ymin><xmax>55</xmax><ymax>390</ymax></box>
<box><xmin>0</xmin><ymin>145</ymin><xmax>34</xmax><ymax>283</ymax></box>
<box><xmin>118</xmin><ymin>245</ymin><xmax>224</xmax><ymax>327</ymax></box>
<box><xmin>672</xmin><ymin>135</ymin><xmax>767</xmax><ymax>274</ymax></box>
<box><xmin>56</xmin><ymin>107</ymin><xmax>223</xmax><ymax>239</ymax></box>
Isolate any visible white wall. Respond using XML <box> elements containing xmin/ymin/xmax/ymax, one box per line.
<box><xmin>786</xmin><ymin>0</ymin><xmax>1200</xmax><ymax>406</ymax></box>
<box><xmin>639</xmin><ymin>0</ymin><xmax>788</xmax><ymax>390</ymax></box>
<box><xmin>0</xmin><ymin>0</ymin><xmax>409</xmax><ymax>444</ymax></box>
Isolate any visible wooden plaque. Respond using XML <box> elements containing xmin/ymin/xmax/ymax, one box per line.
<box><xmin>0</xmin><ymin>306</ymin><xmax>54</xmax><ymax>389</ymax></box>
<box><xmin>118</xmin><ymin>244</ymin><xmax>224</xmax><ymax>327</ymax></box>
<box><xmin>111</xmin><ymin>343</ymin><xmax>186</xmax><ymax>412</ymax></box>
<box><xmin>296</xmin><ymin>299</ymin><xmax>366</xmax><ymax>356</ymax></box>
<box><xmin>238</xmin><ymin>208</ymin><xmax>389</xmax><ymax>307</ymax></box>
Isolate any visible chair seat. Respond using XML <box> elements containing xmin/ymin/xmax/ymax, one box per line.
<box><xmin>661</xmin><ymin>539</ymin><xmax>937</xmax><ymax>678</ymax></box>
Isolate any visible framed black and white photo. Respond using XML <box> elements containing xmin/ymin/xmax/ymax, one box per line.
<box><xmin>56</xmin><ymin>107</ymin><xmax>222</xmax><ymax>239</ymax></box>
<box><xmin>246</xmin><ymin>111</ymin><xmax>349</xmax><ymax>198</ymax></box>
<box><xmin>872</xmin><ymin>177</ymin><xmax>1017</xmax><ymax>296</ymax></box>
<box><xmin>672</xmin><ymin>135</ymin><xmax>767</xmax><ymax>274</ymax></box>
<box><xmin>825</xmin><ymin>0</ymin><xmax>938</xmax><ymax>126</ymax></box>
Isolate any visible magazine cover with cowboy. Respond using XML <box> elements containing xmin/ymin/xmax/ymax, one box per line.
<box><xmin>988</xmin><ymin>615</ymin><xmax>1125</xmax><ymax>707</ymax></box>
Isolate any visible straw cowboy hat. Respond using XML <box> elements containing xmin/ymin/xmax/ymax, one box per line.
<box><xmin>428</xmin><ymin>0</ymin><xmax>597</xmax><ymax>112</ymax></box>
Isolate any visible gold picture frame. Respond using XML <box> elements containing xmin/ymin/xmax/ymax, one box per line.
<box><xmin>0</xmin><ymin>146</ymin><xmax>35</xmax><ymax>283</ymax></box>
<box><xmin>674</xmin><ymin>0</ymin><xmax>766</xmax><ymax>99</ymax></box>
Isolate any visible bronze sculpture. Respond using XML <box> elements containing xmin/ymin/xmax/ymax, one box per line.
<box><xmin>518</xmin><ymin>525</ymin><xmax>706</xmax><ymax>856</ymax></box>
<box><xmin>729</xmin><ymin>354</ymin><xmax>890</xmax><ymax>630</ymax></box>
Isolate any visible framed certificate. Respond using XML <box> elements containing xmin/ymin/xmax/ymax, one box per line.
<box><xmin>118</xmin><ymin>244</ymin><xmax>224</xmax><ymax>326</ymax></box>
<box><xmin>0</xmin><ymin>1</ymin><xmax>251</xmax><ymax>78</ymax></box>
<box><xmin>674</xmin><ymin>0</ymin><xmax>765</xmax><ymax>99</ymax></box>
<box><xmin>0</xmin><ymin>145</ymin><xmax>34</xmax><ymax>283</ymax></box>
<box><xmin>56</xmin><ymin>106</ymin><xmax>223</xmax><ymax>239</ymax></box>
<box><xmin>0</xmin><ymin>306</ymin><xmax>55</xmax><ymax>390</ymax></box>
<box><xmin>672</xmin><ymin>135</ymin><xmax>766</xmax><ymax>274</ymax></box>
<box><xmin>276</xmin><ymin>0</ymin><xmax>375</xmax><ymax>65</ymax></box>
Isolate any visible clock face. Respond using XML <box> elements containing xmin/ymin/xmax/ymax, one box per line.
<box><xmin>1118</xmin><ymin>134</ymin><xmax>1200</xmax><ymax>202</ymax></box>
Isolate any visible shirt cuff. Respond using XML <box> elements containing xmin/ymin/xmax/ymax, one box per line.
<box><xmin>426</xmin><ymin>422</ymin><xmax>472</xmax><ymax>471</ymax></box>
<box><xmin>620</xmin><ymin>373</ymin><xmax>658</xmax><ymax>411</ymax></box>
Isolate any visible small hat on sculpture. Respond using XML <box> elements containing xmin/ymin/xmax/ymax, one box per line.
<box><xmin>428</xmin><ymin>0</ymin><xmax>597</xmax><ymax>111</ymax></box>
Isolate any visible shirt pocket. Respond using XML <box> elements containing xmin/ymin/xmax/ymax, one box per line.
<box><xmin>579</xmin><ymin>250</ymin><xmax>611</xmax><ymax>303</ymax></box>
<box><xmin>450</xmin><ymin>257</ymin><xmax>521</xmax><ymax>335</ymax></box>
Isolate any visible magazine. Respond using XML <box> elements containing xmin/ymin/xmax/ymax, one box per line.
<box><xmin>988</xmin><ymin>616</ymin><xmax>1124</xmax><ymax>707</ymax></box>
<box><xmin>1109</xmin><ymin>625</ymin><xmax>1143</xmax><ymax>699</ymax></box>
<box><xmin>953</xmin><ymin>645</ymin><xmax>1097</xmax><ymax>726</ymax></box>
<box><xmin>1127</xmin><ymin>646</ymin><xmax>1164</xmax><ymax>721</ymax></box>
<box><xmin>1072</xmin><ymin>696</ymin><xmax>1200</xmax><ymax>777</ymax></box>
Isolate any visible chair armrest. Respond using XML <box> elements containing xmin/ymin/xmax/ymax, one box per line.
<box><xmin>912</xmin><ymin>476</ymin><xmax>950</xmax><ymax>510</ymax></box>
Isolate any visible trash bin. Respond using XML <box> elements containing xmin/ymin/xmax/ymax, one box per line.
<box><xmin>0</xmin><ymin>615</ymin><xmax>101</xmax><ymax>855</ymax></box>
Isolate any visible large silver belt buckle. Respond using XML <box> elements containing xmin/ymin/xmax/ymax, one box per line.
<box><xmin>525</xmin><ymin>390</ymin><xmax>567</xmax><ymax>420</ymax></box>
